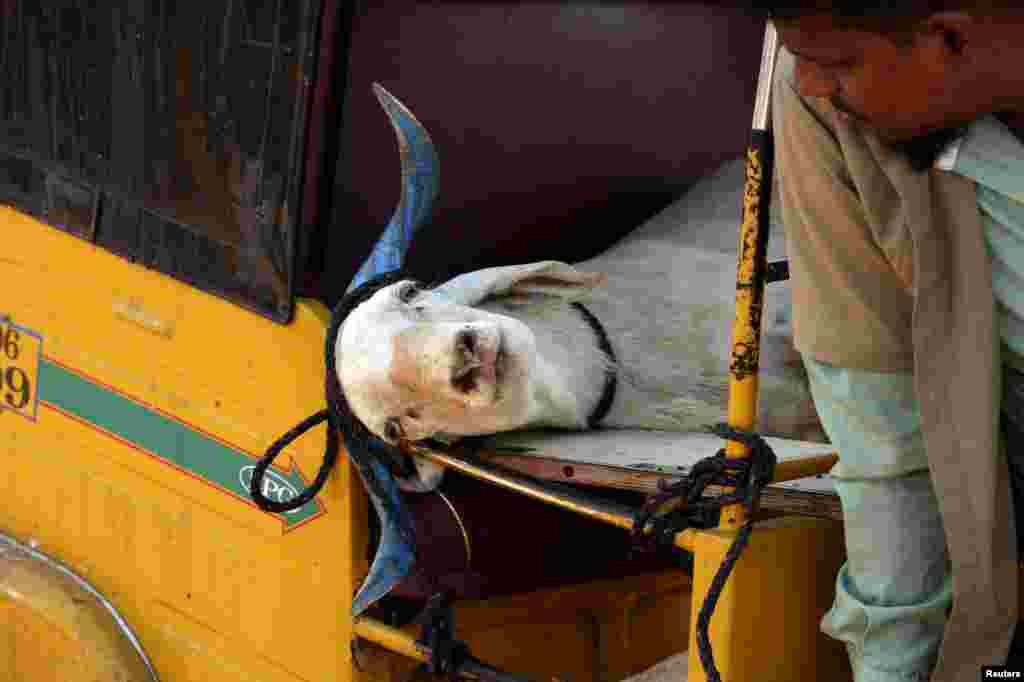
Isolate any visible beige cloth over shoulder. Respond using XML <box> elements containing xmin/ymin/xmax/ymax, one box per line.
<box><xmin>772</xmin><ymin>48</ymin><xmax>1018</xmax><ymax>680</ymax></box>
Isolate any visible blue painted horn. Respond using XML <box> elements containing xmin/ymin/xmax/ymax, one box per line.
<box><xmin>345</xmin><ymin>84</ymin><xmax>440</xmax><ymax>615</ymax></box>
<box><xmin>347</xmin><ymin>83</ymin><xmax>440</xmax><ymax>292</ymax></box>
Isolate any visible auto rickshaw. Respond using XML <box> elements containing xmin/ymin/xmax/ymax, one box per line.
<box><xmin>0</xmin><ymin>2</ymin><xmax>849</xmax><ymax>680</ymax></box>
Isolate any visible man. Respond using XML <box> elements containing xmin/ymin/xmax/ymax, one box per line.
<box><xmin>749</xmin><ymin>2</ymin><xmax>1024</xmax><ymax>680</ymax></box>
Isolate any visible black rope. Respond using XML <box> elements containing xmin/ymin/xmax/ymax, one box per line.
<box><xmin>249</xmin><ymin>271</ymin><xmax>416</xmax><ymax>514</ymax></box>
<box><xmin>630</xmin><ymin>422</ymin><xmax>777</xmax><ymax>682</ymax></box>
<box><xmin>570</xmin><ymin>302</ymin><xmax>617</xmax><ymax>428</ymax></box>
<box><xmin>409</xmin><ymin>592</ymin><xmax>534</xmax><ymax>682</ymax></box>
<box><xmin>249</xmin><ymin>408</ymin><xmax>335</xmax><ymax>513</ymax></box>
<box><xmin>413</xmin><ymin>592</ymin><xmax>471</xmax><ymax>679</ymax></box>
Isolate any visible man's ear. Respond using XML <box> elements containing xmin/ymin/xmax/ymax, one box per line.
<box><xmin>433</xmin><ymin>261</ymin><xmax>606</xmax><ymax>307</ymax></box>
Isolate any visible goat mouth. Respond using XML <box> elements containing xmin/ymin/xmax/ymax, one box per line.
<box><xmin>478</xmin><ymin>332</ymin><xmax>504</xmax><ymax>389</ymax></box>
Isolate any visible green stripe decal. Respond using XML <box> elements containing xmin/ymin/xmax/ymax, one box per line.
<box><xmin>38</xmin><ymin>359</ymin><xmax>323</xmax><ymax>527</ymax></box>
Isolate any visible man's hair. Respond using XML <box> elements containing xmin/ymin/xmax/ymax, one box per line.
<box><xmin>746</xmin><ymin>1</ymin><xmax>1005</xmax><ymax>38</ymax></box>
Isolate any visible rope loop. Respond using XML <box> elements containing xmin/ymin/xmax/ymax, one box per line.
<box><xmin>414</xmin><ymin>592</ymin><xmax>471</xmax><ymax>679</ymax></box>
<box><xmin>248</xmin><ymin>409</ymin><xmax>337</xmax><ymax>513</ymax></box>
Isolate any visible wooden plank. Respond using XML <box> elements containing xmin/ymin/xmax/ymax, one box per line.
<box><xmin>482</xmin><ymin>429</ymin><xmax>835</xmax><ymax>470</ymax></box>
<box><xmin>484</xmin><ymin>451</ymin><xmax>841</xmax><ymax>521</ymax></box>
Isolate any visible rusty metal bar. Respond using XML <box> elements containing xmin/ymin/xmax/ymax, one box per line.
<box><xmin>412</xmin><ymin>446</ymin><xmax>638</xmax><ymax>532</ymax></box>
<box><xmin>773</xmin><ymin>453</ymin><xmax>834</xmax><ymax>483</ymax></box>
<box><xmin>410</xmin><ymin>445</ymin><xmax>702</xmax><ymax>552</ymax></box>
<box><xmin>413</xmin><ymin>442</ymin><xmax>834</xmax><ymax>540</ymax></box>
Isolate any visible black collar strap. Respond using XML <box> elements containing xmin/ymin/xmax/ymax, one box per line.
<box><xmin>570</xmin><ymin>302</ymin><xmax>617</xmax><ymax>428</ymax></box>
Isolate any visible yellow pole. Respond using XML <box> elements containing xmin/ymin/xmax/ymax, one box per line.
<box><xmin>686</xmin><ymin>22</ymin><xmax>782</xmax><ymax>682</ymax></box>
<box><xmin>719</xmin><ymin>23</ymin><xmax>780</xmax><ymax>531</ymax></box>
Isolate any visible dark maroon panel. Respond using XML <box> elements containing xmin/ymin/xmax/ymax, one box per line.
<box><xmin>388</xmin><ymin>470</ymin><xmax>679</xmax><ymax>602</ymax></box>
<box><xmin>327</xmin><ymin>2</ymin><xmax>764</xmax><ymax>300</ymax></box>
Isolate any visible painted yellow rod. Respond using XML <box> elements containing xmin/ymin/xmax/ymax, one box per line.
<box><xmin>353</xmin><ymin>616</ymin><xmax>430</xmax><ymax>663</ymax></box>
<box><xmin>353</xmin><ymin>616</ymin><xmax>541</xmax><ymax>682</ymax></box>
<box><xmin>773</xmin><ymin>453</ymin><xmax>837</xmax><ymax>483</ymax></box>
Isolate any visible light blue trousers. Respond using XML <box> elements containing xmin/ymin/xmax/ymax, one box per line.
<box><xmin>802</xmin><ymin>357</ymin><xmax>953</xmax><ymax>682</ymax></box>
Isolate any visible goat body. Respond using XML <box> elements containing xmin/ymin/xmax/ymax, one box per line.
<box><xmin>475</xmin><ymin>157</ymin><xmax>822</xmax><ymax>442</ymax></box>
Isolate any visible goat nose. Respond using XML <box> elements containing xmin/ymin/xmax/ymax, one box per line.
<box><xmin>455</xmin><ymin>328</ymin><xmax>477</xmax><ymax>357</ymax></box>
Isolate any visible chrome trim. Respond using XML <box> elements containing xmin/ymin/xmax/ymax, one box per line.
<box><xmin>752</xmin><ymin>22</ymin><xmax>779</xmax><ymax>132</ymax></box>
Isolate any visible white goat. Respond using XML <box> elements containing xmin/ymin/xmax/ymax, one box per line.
<box><xmin>337</xmin><ymin>156</ymin><xmax>823</xmax><ymax>491</ymax></box>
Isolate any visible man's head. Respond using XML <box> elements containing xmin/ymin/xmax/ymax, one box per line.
<box><xmin>750</xmin><ymin>2</ymin><xmax>1024</xmax><ymax>160</ymax></box>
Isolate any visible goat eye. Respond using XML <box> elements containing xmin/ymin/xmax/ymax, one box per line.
<box><xmin>383</xmin><ymin>420</ymin><xmax>403</xmax><ymax>442</ymax></box>
<box><xmin>398</xmin><ymin>282</ymin><xmax>421</xmax><ymax>303</ymax></box>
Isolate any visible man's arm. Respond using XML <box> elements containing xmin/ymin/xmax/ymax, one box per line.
<box><xmin>771</xmin><ymin>49</ymin><xmax>953</xmax><ymax>682</ymax></box>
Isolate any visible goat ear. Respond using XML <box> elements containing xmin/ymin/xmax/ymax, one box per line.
<box><xmin>434</xmin><ymin>261</ymin><xmax>606</xmax><ymax>307</ymax></box>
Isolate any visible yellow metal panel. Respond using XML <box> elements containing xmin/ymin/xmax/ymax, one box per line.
<box><xmin>0</xmin><ymin>538</ymin><xmax>154</xmax><ymax>682</ymax></box>
<box><xmin>686</xmin><ymin>516</ymin><xmax>851</xmax><ymax>682</ymax></box>
<box><xmin>0</xmin><ymin>600</ymin><xmax>85</xmax><ymax>682</ymax></box>
<box><xmin>0</xmin><ymin>208</ymin><xmax>367</xmax><ymax>682</ymax></box>
<box><xmin>354</xmin><ymin>570</ymin><xmax>694</xmax><ymax>682</ymax></box>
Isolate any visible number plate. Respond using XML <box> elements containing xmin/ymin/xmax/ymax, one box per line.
<box><xmin>0</xmin><ymin>319</ymin><xmax>42</xmax><ymax>421</ymax></box>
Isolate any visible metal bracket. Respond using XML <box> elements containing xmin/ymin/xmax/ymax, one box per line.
<box><xmin>765</xmin><ymin>259</ymin><xmax>789</xmax><ymax>283</ymax></box>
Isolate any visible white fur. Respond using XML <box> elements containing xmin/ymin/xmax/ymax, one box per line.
<box><xmin>338</xmin><ymin>158</ymin><xmax>823</xmax><ymax>491</ymax></box>
<box><xmin>622</xmin><ymin>651</ymin><xmax>689</xmax><ymax>682</ymax></box>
